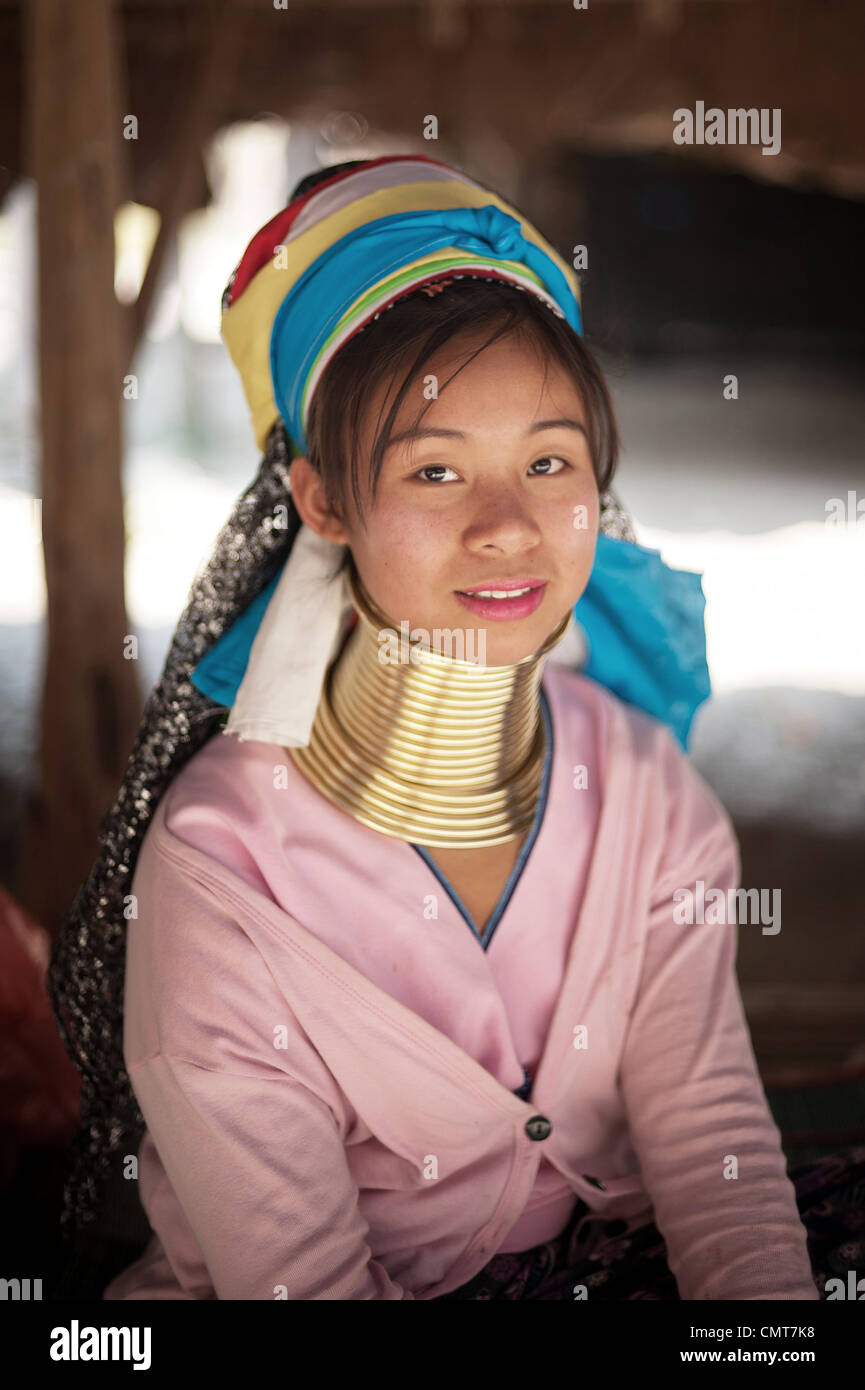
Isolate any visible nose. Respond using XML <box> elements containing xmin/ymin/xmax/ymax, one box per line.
<box><xmin>462</xmin><ymin>478</ymin><xmax>543</xmax><ymax>556</ymax></box>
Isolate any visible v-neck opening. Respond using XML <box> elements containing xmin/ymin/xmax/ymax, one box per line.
<box><xmin>410</xmin><ymin>686</ymin><xmax>554</xmax><ymax>951</ymax></box>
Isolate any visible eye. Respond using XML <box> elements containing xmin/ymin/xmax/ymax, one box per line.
<box><xmin>414</xmin><ymin>464</ymin><xmax>460</xmax><ymax>483</ymax></box>
<box><xmin>529</xmin><ymin>456</ymin><xmax>570</xmax><ymax>475</ymax></box>
<box><xmin>412</xmin><ymin>456</ymin><xmax>572</xmax><ymax>484</ymax></box>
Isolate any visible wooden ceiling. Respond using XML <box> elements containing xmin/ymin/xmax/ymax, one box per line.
<box><xmin>2</xmin><ymin>0</ymin><xmax>864</xmax><ymax>214</ymax></box>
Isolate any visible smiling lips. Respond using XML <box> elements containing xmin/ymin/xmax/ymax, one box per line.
<box><xmin>454</xmin><ymin>580</ymin><xmax>547</xmax><ymax>620</ymax></box>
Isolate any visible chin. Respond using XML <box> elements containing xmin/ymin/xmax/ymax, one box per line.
<box><xmin>488</xmin><ymin>642</ymin><xmax>545</xmax><ymax>668</ymax></box>
<box><xmin>479</xmin><ymin>629</ymin><xmax>548</xmax><ymax>667</ymax></box>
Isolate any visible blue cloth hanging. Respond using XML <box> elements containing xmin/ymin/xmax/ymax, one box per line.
<box><xmin>192</xmin><ymin>573</ymin><xmax>280</xmax><ymax>708</ymax></box>
<box><xmin>573</xmin><ymin>532</ymin><xmax>711</xmax><ymax>749</ymax></box>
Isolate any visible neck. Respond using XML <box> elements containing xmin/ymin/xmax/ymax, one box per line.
<box><xmin>287</xmin><ymin>560</ymin><xmax>570</xmax><ymax>848</ymax></box>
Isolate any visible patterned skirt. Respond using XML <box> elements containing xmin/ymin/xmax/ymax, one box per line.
<box><xmin>434</xmin><ymin>1147</ymin><xmax>865</xmax><ymax>1300</ymax></box>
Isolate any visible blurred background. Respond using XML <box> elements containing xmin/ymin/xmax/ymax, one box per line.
<box><xmin>0</xmin><ymin>0</ymin><xmax>863</xmax><ymax>1284</ymax></box>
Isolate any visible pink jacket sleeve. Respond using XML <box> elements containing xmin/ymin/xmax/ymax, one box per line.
<box><xmin>123</xmin><ymin>833</ymin><xmax>415</xmax><ymax>1301</ymax></box>
<box><xmin>618</xmin><ymin>729</ymin><xmax>819</xmax><ymax>1301</ymax></box>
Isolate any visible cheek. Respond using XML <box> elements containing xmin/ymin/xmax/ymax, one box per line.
<box><xmin>354</xmin><ymin>506</ymin><xmax>442</xmax><ymax>588</ymax></box>
<box><xmin>391</xmin><ymin>509</ymin><xmax>440</xmax><ymax>552</ymax></box>
<box><xmin>388</xmin><ymin>501</ymin><xmax>441</xmax><ymax>552</ymax></box>
<box><xmin>540</xmin><ymin>487</ymin><xmax>599</xmax><ymax>561</ymax></box>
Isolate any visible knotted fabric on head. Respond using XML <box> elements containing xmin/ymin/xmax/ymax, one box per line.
<box><xmin>46</xmin><ymin>156</ymin><xmax>710</xmax><ymax>1289</ymax></box>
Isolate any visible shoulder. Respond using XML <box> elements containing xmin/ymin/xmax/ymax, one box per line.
<box><xmin>150</xmin><ymin>731</ymin><xmax>297</xmax><ymax>888</ymax></box>
<box><xmin>543</xmin><ymin>660</ymin><xmax>672</xmax><ymax>765</ymax></box>
<box><xmin>163</xmin><ymin>729</ymin><xmax>279</xmax><ymax>823</ymax></box>
<box><xmin>163</xmin><ymin>728</ymin><xmax>279</xmax><ymax>812</ymax></box>
<box><xmin>543</xmin><ymin>663</ymin><xmax>736</xmax><ymax>846</ymax></box>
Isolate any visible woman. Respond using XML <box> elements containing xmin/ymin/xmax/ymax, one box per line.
<box><xmin>50</xmin><ymin>154</ymin><xmax>825</xmax><ymax>1300</ymax></box>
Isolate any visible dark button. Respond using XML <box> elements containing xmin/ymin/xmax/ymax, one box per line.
<box><xmin>603</xmin><ymin>1219</ymin><xmax>627</xmax><ymax>1237</ymax></box>
<box><xmin>524</xmin><ymin>1114</ymin><xmax>552</xmax><ymax>1141</ymax></box>
<box><xmin>582</xmin><ymin>1174</ymin><xmax>608</xmax><ymax>1190</ymax></box>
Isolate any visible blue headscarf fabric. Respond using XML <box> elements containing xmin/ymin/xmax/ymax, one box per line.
<box><xmin>574</xmin><ymin>533</ymin><xmax>711</xmax><ymax>748</ymax></box>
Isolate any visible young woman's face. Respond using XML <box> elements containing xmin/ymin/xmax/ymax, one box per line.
<box><xmin>290</xmin><ymin>328</ymin><xmax>600</xmax><ymax>666</ymax></box>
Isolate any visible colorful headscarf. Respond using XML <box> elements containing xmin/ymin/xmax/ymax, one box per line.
<box><xmin>220</xmin><ymin>154</ymin><xmax>580</xmax><ymax>455</ymax></box>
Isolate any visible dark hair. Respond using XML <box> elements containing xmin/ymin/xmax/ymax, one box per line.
<box><xmin>305</xmin><ymin>276</ymin><xmax>621</xmax><ymax>527</ymax></box>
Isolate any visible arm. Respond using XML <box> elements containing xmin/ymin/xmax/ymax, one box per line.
<box><xmin>123</xmin><ymin>830</ymin><xmax>415</xmax><ymax>1301</ymax></box>
<box><xmin>618</xmin><ymin>731</ymin><xmax>819</xmax><ymax>1301</ymax></box>
<box><xmin>129</xmin><ymin>1054</ymin><xmax>414</xmax><ymax>1300</ymax></box>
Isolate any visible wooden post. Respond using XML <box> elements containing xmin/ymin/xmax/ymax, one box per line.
<box><xmin>22</xmin><ymin>0</ymin><xmax>141</xmax><ymax>934</ymax></box>
<box><xmin>127</xmin><ymin>0</ymin><xmax>240</xmax><ymax>376</ymax></box>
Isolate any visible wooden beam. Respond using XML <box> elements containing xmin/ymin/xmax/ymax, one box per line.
<box><xmin>22</xmin><ymin>0</ymin><xmax>142</xmax><ymax>934</ymax></box>
<box><xmin>92</xmin><ymin>0</ymin><xmax>760</xmax><ymax>8</ymax></box>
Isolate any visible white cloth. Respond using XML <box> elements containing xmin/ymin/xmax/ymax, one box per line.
<box><xmin>224</xmin><ymin>523</ymin><xmax>353</xmax><ymax>747</ymax></box>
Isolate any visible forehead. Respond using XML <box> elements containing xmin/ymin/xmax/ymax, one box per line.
<box><xmin>362</xmin><ymin>327</ymin><xmax>583</xmax><ymax>442</ymax></box>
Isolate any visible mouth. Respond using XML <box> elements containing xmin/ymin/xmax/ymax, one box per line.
<box><xmin>454</xmin><ymin>581</ymin><xmax>547</xmax><ymax>621</ymax></box>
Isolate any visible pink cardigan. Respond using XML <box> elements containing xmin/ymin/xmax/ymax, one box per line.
<box><xmin>103</xmin><ymin>664</ymin><xmax>818</xmax><ymax>1300</ymax></box>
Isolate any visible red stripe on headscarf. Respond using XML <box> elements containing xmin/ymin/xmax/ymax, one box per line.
<box><xmin>226</xmin><ymin>154</ymin><xmax>457</xmax><ymax>307</ymax></box>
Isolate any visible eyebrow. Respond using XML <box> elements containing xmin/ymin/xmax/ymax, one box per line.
<box><xmin>385</xmin><ymin>418</ymin><xmax>588</xmax><ymax>451</ymax></box>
